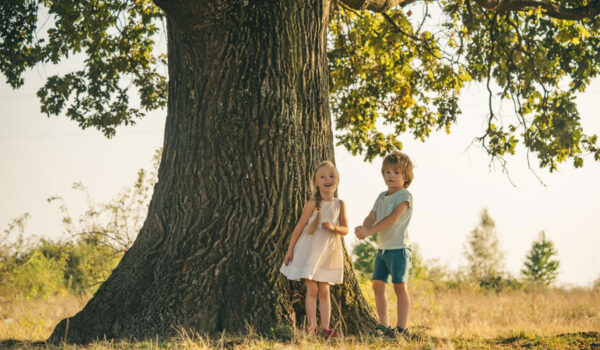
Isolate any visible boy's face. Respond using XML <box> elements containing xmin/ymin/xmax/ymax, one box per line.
<box><xmin>382</xmin><ymin>166</ymin><xmax>405</xmax><ymax>191</ymax></box>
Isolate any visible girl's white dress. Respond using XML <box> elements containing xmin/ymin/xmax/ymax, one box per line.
<box><xmin>280</xmin><ymin>198</ymin><xmax>344</xmax><ymax>284</ymax></box>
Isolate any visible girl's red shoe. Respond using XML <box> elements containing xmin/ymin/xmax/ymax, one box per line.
<box><xmin>321</xmin><ymin>328</ymin><xmax>339</xmax><ymax>339</ymax></box>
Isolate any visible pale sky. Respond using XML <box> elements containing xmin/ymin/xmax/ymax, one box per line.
<box><xmin>1</xmin><ymin>63</ymin><xmax>599</xmax><ymax>287</ymax></box>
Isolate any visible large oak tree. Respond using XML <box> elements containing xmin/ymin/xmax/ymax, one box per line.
<box><xmin>1</xmin><ymin>0</ymin><xmax>599</xmax><ymax>343</ymax></box>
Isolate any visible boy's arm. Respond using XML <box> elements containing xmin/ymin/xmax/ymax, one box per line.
<box><xmin>354</xmin><ymin>210</ymin><xmax>376</xmax><ymax>239</ymax></box>
<box><xmin>362</xmin><ymin>211</ymin><xmax>376</xmax><ymax>228</ymax></box>
<box><xmin>362</xmin><ymin>201</ymin><xmax>409</xmax><ymax>237</ymax></box>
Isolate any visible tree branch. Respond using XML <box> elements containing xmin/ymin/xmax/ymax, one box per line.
<box><xmin>340</xmin><ymin>0</ymin><xmax>417</xmax><ymax>12</ymax></box>
<box><xmin>341</xmin><ymin>0</ymin><xmax>600</xmax><ymax>20</ymax></box>
<box><xmin>473</xmin><ymin>0</ymin><xmax>600</xmax><ymax>20</ymax></box>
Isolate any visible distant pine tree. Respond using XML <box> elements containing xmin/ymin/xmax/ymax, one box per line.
<box><xmin>464</xmin><ymin>208</ymin><xmax>504</xmax><ymax>285</ymax></box>
<box><xmin>522</xmin><ymin>231</ymin><xmax>560</xmax><ymax>286</ymax></box>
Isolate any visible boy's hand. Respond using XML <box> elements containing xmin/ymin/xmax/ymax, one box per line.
<box><xmin>283</xmin><ymin>251</ymin><xmax>293</xmax><ymax>266</ymax></box>
<box><xmin>355</xmin><ymin>226</ymin><xmax>369</xmax><ymax>240</ymax></box>
<box><xmin>321</xmin><ymin>221</ymin><xmax>335</xmax><ymax>232</ymax></box>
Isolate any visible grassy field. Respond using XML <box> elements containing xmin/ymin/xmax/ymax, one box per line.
<box><xmin>1</xmin><ymin>279</ymin><xmax>599</xmax><ymax>349</ymax></box>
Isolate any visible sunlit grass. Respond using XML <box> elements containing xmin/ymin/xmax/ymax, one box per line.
<box><xmin>0</xmin><ymin>294</ymin><xmax>87</xmax><ymax>341</ymax></box>
<box><xmin>1</xmin><ymin>278</ymin><xmax>599</xmax><ymax>349</ymax></box>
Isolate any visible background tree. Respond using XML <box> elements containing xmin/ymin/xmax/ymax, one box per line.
<box><xmin>352</xmin><ymin>234</ymin><xmax>378</xmax><ymax>275</ymax></box>
<box><xmin>522</xmin><ymin>231</ymin><xmax>560</xmax><ymax>286</ymax></box>
<box><xmin>2</xmin><ymin>0</ymin><xmax>600</xmax><ymax>343</ymax></box>
<box><xmin>352</xmin><ymin>237</ymin><xmax>427</xmax><ymax>280</ymax></box>
<box><xmin>464</xmin><ymin>208</ymin><xmax>504</xmax><ymax>286</ymax></box>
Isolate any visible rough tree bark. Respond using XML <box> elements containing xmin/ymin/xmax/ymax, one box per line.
<box><xmin>49</xmin><ymin>0</ymin><xmax>376</xmax><ymax>343</ymax></box>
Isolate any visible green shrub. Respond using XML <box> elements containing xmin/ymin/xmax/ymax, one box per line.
<box><xmin>0</xmin><ymin>150</ymin><xmax>159</xmax><ymax>299</ymax></box>
<box><xmin>9</xmin><ymin>250</ymin><xmax>67</xmax><ymax>299</ymax></box>
<box><xmin>352</xmin><ymin>237</ymin><xmax>429</xmax><ymax>281</ymax></box>
<box><xmin>64</xmin><ymin>238</ymin><xmax>122</xmax><ymax>294</ymax></box>
<box><xmin>352</xmin><ymin>235</ymin><xmax>377</xmax><ymax>275</ymax></box>
<box><xmin>33</xmin><ymin>238</ymin><xmax>123</xmax><ymax>295</ymax></box>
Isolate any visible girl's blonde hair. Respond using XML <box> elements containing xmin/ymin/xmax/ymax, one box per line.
<box><xmin>306</xmin><ymin>161</ymin><xmax>339</xmax><ymax>235</ymax></box>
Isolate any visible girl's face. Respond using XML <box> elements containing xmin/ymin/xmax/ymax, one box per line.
<box><xmin>315</xmin><ymin>166</ymin><xmax>338</xmax><ymax>196</ymax></box>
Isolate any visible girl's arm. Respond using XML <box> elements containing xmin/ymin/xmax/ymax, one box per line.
<box><xmin>363</xmin><ymin>201</ymin><xmax>409</xmax><ymax>237</ymax></box>
<box><xmin>322</xmin><ymin>199</ymin><xmax>349</xmax><ymax>235</ymax></box>
<box><xmin>283</xmin><ymin>199</ymin><xmax>316</xmax><ymax>265</ymax></box>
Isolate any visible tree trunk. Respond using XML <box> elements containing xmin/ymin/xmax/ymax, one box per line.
<box><xmin>49</xmin><ymin>0</ymin><xmax>376</xmax><ymax>343</ymax></box>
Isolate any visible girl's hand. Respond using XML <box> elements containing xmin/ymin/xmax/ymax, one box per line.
<box><xmin>283</xmin><ymin>251</ymin><xmax>293</xmax><ymax>266</ymax></box>
<box><xmin>321</xmin><ymin>221</ymin><xmax>336</xmax><ymax>232</ymax></box>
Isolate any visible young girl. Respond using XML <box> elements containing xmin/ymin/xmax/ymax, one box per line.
<box><xmin>280</xmin><ymin>161</ymin><xmax>349</xmax><ymax>338</ymax></box>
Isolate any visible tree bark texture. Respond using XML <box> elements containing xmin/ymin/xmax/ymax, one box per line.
<box><xmin>50</xmin><ymin>0</ymin><xmax>376</xmax><ymax>343</ymax></box>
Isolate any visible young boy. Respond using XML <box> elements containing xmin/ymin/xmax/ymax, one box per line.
<box><xmin>355</xmin><ymin>151</ymin><xmax>414</xmax><ymax>338</ymax></box>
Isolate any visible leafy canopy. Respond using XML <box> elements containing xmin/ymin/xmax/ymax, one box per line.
<box><xmin>2</xmin><ymin>0</ymin><xmax>600</xmax><ymax>171</ymax></box>
<box><xmin>329</xmin><ymin>1</ymin><xmax>600</xmax><ymax>171</ymax></box>
<box><xmin>0</xmin><ymin>0</ymin><xmax>166</xmax><ymax>137</ymax></box>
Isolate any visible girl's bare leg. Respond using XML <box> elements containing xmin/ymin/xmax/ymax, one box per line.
<box><xmin>317</xmin><ymin>282</ymin><xmax>331</xmax><ymax>329</ymax></box>
<box><xmin>305</xmin><ymin>280</ymin><xmax>318</xmax><ymax>330</ymax></box>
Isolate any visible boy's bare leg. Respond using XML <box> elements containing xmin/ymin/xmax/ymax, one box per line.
<box><xmin>372</xmin><ymin>280</ymin><xmax>389</xmax><ymax>326</ymax></box>
<box><xmin>393</xmin><ymin>282</ymin><xmax>410</xmax><ymax>329</ymax></box>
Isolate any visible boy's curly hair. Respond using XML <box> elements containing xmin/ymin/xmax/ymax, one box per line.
<box><xmin>381</xmin><ymin>151</ymin><xmax>414</xmax><ymax>188</ymax></box>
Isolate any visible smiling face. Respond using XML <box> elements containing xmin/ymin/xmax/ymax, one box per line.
<box><xmin>382</xmin><ymin>165</ymin><xmax>406</xmax><ymax>193</ymax></box>
<box><xmin>314</xmin><ymin>165</ymin><xmax>339</xmax><ymax>198</ymax></box>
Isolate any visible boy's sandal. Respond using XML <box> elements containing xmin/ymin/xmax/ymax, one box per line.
<box><xmin>394</xmin><ymin>326</ymin><xmax>411</xmax><ymax>339</ymax></box>
<box><xmin>371</xmin><ymin>324</ymin><xmax>395</xmax><ymax>338</ymax></box>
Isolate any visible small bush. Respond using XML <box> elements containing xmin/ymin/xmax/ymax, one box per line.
<box><xmin>352</xmin><ymin>235</ymin><xmax>377</xmax><ymax>275</ymax></box>
<box><xmin>9</xmin><ymin>250</ymin><xmax>67</xmax><ymax>299</ymax></box>
<box><xmin>0</xmin><ymin>150</ymin><xmax>159</xmax><ymax>299</ymax></box>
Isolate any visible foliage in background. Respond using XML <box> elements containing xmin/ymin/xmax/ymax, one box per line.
<box><xmin>0</xmin><ymin>0</ymin><xmax>167</xmax><ymax>137</ymax></box>
<box><xmin>0</xmin><ymin>150</ymin><xmax>160</xmax><ymax>298</ymax></box>
<box><xmin>464</xmin><ymin>208</ymin><xmax>505</xmax><ymax>287</ymax></box>
<box><xmin>352</xmin><ymin>235</ymin><xmax>429</xmax><ymax>280</ymax></box>
<box><xmin>594</xmin><ymin>275</ymin><xmax>600</xmax><ymax>289</ymax></box>
<box><xmin>2</xmin><ymin>1</ymin><xmax>600</xmax><ymax>171</ymax></box>
<box><xmin>352</xmin><ymin>234</ymin><xmax>378</xmax><ymax>275</ymax></box>
<box><xmin>521</xmin><ymin>231</ymin><xmax>560</xmax><ymax>286</ymax></box>
<box><xmin>328</xmin><ymin>2</ymin><xmax>600</xmax><ymax>171</ymax></box>
<box><xmin>47</xmin><ymin>149</ymin><xmax>161</xmax><ymax>252</ymax></box>
<box><xmin>349</xmin><ymin>207</ymin><xmax>567</xmax><ymax>291</ymax></box>
<box><xmin>0</xmin><ymin>213</ymin><xmax>32</xmax><ymax>293</ymax></box>
<box><xmin>328</xmin><ymin>6</ymin><xmax>466</xmax><ymax>160</ymax></box>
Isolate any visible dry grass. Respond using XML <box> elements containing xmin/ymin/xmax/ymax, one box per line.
<box><xmin>0</xmin><ymin>294</ymin><xmax>88</xmax><ymax>341</ymax></box>
<box><xmin>1</xmin><ymin>280</ymin><xmax>599</xmax><ymax>349</ymax></box>
<box><xmin>396</xmin><ymin>279</ymin><xmax>599</xmax><ymax>338</ymax></box>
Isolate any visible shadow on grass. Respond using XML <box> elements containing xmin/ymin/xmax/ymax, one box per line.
<box><xmin>495</xmin><ymin>331</ymin><xmax>600</xmax><ymax>349</ymax></box>
<box><xmin>0</xmin><ymin>339</ymin><xmax>45</xmax><ymax>349</ymax></box>
<box><xmin>0</xmin><ymin>331</ymin><xmax>597</xmax><ymax>349</ymax></box>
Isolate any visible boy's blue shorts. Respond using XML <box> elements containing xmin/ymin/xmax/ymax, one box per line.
<box><xmin>372</xmin><ymin>247</ymin><xmax>412</xmax><ymax>284</ymax></box>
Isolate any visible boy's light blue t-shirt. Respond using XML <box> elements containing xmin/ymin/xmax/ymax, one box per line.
<box><xmin>371</xmin><ymin>188</ymin><xmax>413</xmax><ymax>250</ymax></box>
